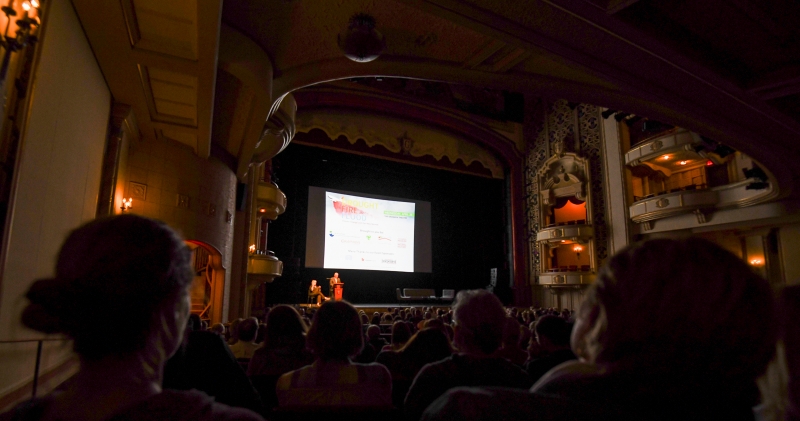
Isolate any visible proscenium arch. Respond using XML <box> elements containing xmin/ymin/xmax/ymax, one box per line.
<box><xmin>268</xmin><ymin>56</ymin><xmax>796</xmax><ymax>199</ymax></box>
<box><xmin>291</xmin><ymin>85</ymin><xmax>529</xmax><ymax>298</ymax></box>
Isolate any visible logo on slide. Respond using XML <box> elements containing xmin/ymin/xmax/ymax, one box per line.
<box><xmin>366</xmin><ymin>235</ymin><xmax>371</xmax><ymax>240</ymax></box>
<box><xmin>329</xmin><ymin>231</ymin><xmax>334</xmax><ymax>237</ymax></box>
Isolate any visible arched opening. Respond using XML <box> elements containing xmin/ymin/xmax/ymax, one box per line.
<box><xmin>185</xmin><ymin>240</ymin><xmax>226</xmax><ymax>324</ymax></box>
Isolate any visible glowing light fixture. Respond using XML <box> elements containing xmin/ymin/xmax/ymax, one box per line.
<box><xmin>259</xmin><ymin>208</ymin><xmax>266</xmax><ymax>213</ymax></box>
<box><xmin>572</xmin><ymin>245</ymin><xmax>583</xmax><ymax>252</ymax></box>
<box><xmin>30</xmin><ymin>0</ymin><xmax>38</xmax><ymax>7</ymax></box>
<box><xmin>21</xmin><ymin>1</ymin><xmax>30</xmax><ymax>11</ymax></box>
<box><xmin>661</xmin><ymin>155</ymin><xmax>670</xmax><ymax>160</ymax></box>
<box><xmin>679</xmin><ymin>160</ymin><xmax>688</xmax><ymax>165</ymax></box>
<box><xmin>120</xmin><ymin>198</ymin><xmax>133</xmax><ymax>212</ymax></box>
<box><xmin>249</xmin><ymin>244</ymin><xmax>256</xmax><ymax>254</ymax></box>
<box><xmin>750</xmin><ymin>258</ymin><xmax>763</xmax><ymax>266</ymax></box>
<box><xmin>706</xmin><ymin>160</ymin><xmax>714</xmax><ymax>166</ymax></box>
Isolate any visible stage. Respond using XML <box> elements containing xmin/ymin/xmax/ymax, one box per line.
<box><xmin>295</xmin><ymin>303</ymin><xmax>453</xmax><ymax>314</ymax></box>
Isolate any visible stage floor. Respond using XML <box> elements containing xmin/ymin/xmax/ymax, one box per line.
<box><xmin>295</xmin><ymin>303</ymin><xmax>452</xmax><ymax>313</ymax></box>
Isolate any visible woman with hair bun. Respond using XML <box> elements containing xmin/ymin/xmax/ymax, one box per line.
<box><xmin>1</xmin><ymin>215</ymin><xmax>263</xmax><ymax>421</ymax></box>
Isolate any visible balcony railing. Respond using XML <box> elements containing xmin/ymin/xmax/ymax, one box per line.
<box><xmin>630</xmin><ymin>178</ymin><xmax>776</xmax><ymax>223</ymax></box>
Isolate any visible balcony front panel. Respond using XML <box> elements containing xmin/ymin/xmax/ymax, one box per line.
<box><xmin>630</xmin><ymin>189</ymin><xmax>718</xmax><ymax>223</ymax></box>
<box><xmin>537</xmin><ymin>272</ymin><xmax>594</xmax><ymax>286</ymax></box>
<box><xmin>625</xmin><ymin>129</ymin><xmax>699</xmax><ymax>166</ymax></box>
<box><xmin>536</xmin><ymin>225</ymin><xmax>594</xmax><ymax>243</ymax></box>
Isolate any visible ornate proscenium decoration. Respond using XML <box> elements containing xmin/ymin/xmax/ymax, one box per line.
<box><xmin>0</xmin><ymin>0</ymin><xmax>39</xmax><ymax>83</ymax></box>
<box><xmin>338</xmin><ymin>13</ymin><xmax>385</xmax><ymax>63</ymax></box>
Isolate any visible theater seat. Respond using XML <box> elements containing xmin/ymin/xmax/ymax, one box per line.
<box><xmin>271</xmin><ymin>406</ymin><xmax>401</xmax><ymax>421</ymax></box>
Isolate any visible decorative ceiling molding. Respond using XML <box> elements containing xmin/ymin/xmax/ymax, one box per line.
<box><xmin>295</xmin><ymin>109</ymin><xmax>505</xmax><ymax>179</ymax></box>
<box><xmin>73</xmin><ymin>0</ymin><xmax>221</xmax><ymax>158</ymax></box>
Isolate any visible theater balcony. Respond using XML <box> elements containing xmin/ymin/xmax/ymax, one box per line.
<box><xmin>255</xmin><ymin>181</ymin><xmax>287</xmax><ymax>220</ymax></box>
<box><xmin>626</xmin><ymin>128</ymin><xmax>777</xmax><ymax>230</ymax></box>
<box><xmin>247</xmin><ymin>250</ymin><xmax>283</xmax><ymax>282</ymax></box>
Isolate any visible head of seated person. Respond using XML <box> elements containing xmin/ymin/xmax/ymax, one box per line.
<box><xmin>263</xmin><ymin>304</ymin><xmax>307</xmax><ymax>349</ymax></box>
<box><xmin>366</xmin><ymin>324</ymin><xmax>381</xmax><ymax>342</ymax></box>
<box><xmin>17</xmin><ymin>215</ymin><xmax>205</xmax><ymax>419</ymax></box>
<box><xmin>452</xmin><ymin>290</ymin><xmax>506</xmax><ymax>356</ymax></box>
<box><xmin>237</xmin><ymin>317</ymin><xmax>259</xmax><ymax>344</ymax></box>
<box><xmin>534</xmin><ymin>315</ymin><xmax>571</xmax><ymax>353</ymax></box>
<box><xmin>401</xmin><ymin>327</ymin><xmax>453</xmax><ymax>368</ymax></box>
<box><xmin>391</xmin><ymin>320</ymin><xmax>412</xmax><ymax>348</ymax></box>
<box><xmin>307</xmin><ymin>301</ymin><xmax>364</xmax><ymax>361</ymax></box>
<box><xmin>562</xmin><ymin>238</ymin><xmax>776</xmax><ymax>407</ymax></box>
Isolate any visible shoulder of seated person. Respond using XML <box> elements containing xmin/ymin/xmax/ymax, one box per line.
<box><xmin>531</xmin><ymin>360</ymin><xmax>600</xmax><ymax>391</ymax></box>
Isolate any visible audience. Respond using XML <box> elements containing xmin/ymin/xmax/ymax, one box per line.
<box><xmin>383</xmin><ymin>321</ymin><xmax>412</xmax><ymax>352</ymax></box>
<box><xmin>229</xmin><ymin>317</ymin><xmax>261</xmax><ymax>359</ymax></box>
<box><xmin>524</xmin><ymin>315</ymin><xmax>576</xmax><ymax>383</ymax></box>
<box><xmin>376</xmin><ymin>327</ymin><xmax>453</xmax><ymax>410</ymax></box>
<box><xmin>404</xmin><ymin>290</ymin><xmax>532</xmax><ymax>421</ymax></box>
<box><xmin>275</xmin><ymin>300</ymin><xmax>392</xmax><ymax>407</ymax></box>
<box><xmin>3</xmin><ymin>215</ymin><xmax>262</xmax><ymax>420</ymax></box>
<box><xmin>494</xmin><ymin>317</ymin><xmax>528</xmax><ymax>367</ymax></box>
<box><xmin>8</xmin><ymin>220</ymin><xmax>795</xmax><ymax>421</ymax></box>
<box><xmin>247</xmin><ymin>305</ymin><xmax>313</xmax><ymax>412</ymax></box>
<box><xmin>421</xmin><ymin>237</ymin><xmax>779</xmax><ymax>421</ymax></box>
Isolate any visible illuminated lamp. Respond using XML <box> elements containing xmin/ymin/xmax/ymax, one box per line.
<box><xmin>706</xmin><ymin>160</ymin><xmax>713</xmax><ymax>166</ymax></box>
<box><xmin>573</xmin><ymin>244</ymin><xmax>583</xmax><ymax>259</ymax></box>
<box><xmin>120</xmin><ymin>198</ymin><xmax>133</xmax><ymax>212</ymax></box>
<box><xmin>750</xmin><ymin>258</ymin><xmax>763</xmax><ymax>266</ymax></box>
<box><xmin>249</xmin><ymin>244</ymin><xmax>256</xmax><ymax>254</ymax></box>
<box><xmin>661</xmin><ymin>155</ymin><xmax>670</xmax><ymax>160</ymax></box>
<box><xmin>259</xmin><ymin>208</ymin><xmax>266</xmax><ymax>213</ymax></box>
<box><xmin>679</xmin><ymin>161</ymin><xmax>688</xmax><ymax>165</ymax></box>
<box><xmin>0</xmin><ymin>0</ymin><xmax>39</xmax><ymax>83</ymax></box>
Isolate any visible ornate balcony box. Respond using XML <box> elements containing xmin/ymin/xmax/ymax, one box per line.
<box><xmin>256</xmin><ymin>182</ymin><xmax>287</xmax><ymax>220</ymax></box>
<box><xmin>536</xmin><ymin>225</ymin><xmax>593</xmax><ymax>243</ymax></box>
<box><xmin>537</xmin><ymin>271</ymin><xmax>594</xmax><ymax>286</ymax></box>
<box><xmin>625</xmin><ymin>129</ymin><xmax>699</xmax><ymax>166</ymax></box>
<box><xmin>630</xmin><ymin>189</ymin><xmax>718</xmax><ymax>223</ymax></box>
<box><xmin>247</xmin><ymin>253</ymin><xmax>283</xmax><ymax>285</ymax></box>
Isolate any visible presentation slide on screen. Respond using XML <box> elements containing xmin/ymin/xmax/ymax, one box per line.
<box><xmin>323</xmin><ymin>192</ymin><xmax>415</xmax><ymax>272</ymax></box>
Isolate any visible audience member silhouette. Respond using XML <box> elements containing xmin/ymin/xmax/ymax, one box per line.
<box><xmin>229</xmin><ymin>317</ymin><xmax>260</xmax><ymax>359</ymax></box>
<box><xmin>524</xmin><ymin>315</ymin><xmax>576</xmax><ymax>383</ymax></box>
<box><xmin>247</xmin><ymin>305</ymin><xmax>313</xmax><ymax>412</ymax></box>
<box><xmin>3</xmin><ymin>215</ymin><xmax>262</xmax><ymax>421</ymax></box>
<box><xmin>275</xmin><ymin>300</ymin><xmax>391</xmax><ymax>407</ymax></box>
<box><xmin>422</xmin><ymin>238</ymin><xmax>778</xmax><ymax>421</ymax></box>
<box><xmin>404</xmin><ymin>289</ymin><xmax>532</xmax><ymax>421</ymax></box>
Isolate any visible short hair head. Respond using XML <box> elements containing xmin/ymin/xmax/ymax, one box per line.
<box><xmin>573</xmin><ymin>237</ymin><xmax>776</xmax><ymax>388</ymax></box>
<box><xmin>391</xmin><ymin>320</ymin><xmax>412</xmax><ymax>345</ymax></box>
<box><xmin>21</xmin><ymin>215</ymin><xmax>192</xmax><ymax>360</ymax></box>
<box><xmin>238</xmin><ymin>317</ymin><xmax>259</xmax><ymax>342</ymax></box>
<box><xmin>535</xmin><ymin>315</ymin><xmax>570</xmax><ymax>347</ymax></box>
<box><xmin>452</xmin><ymin>289</ymin><xmax>506</xmax><ymax>354</ymax></box>
<box><xmin>306</xmin><ymin>300</ymin><xmax>363</xmax><ymax>360</ymax></box>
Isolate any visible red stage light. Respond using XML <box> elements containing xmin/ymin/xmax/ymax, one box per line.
<box><xmin>706</xmin><ymin>160</ymin><xmax>713</xmax><ymax>166</ymax></box>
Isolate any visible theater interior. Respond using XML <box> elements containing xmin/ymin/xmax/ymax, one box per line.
<box><xmin>1</xmin><ymin>0</ymin><xmax>800</xmax><ymax>408</ymax></box>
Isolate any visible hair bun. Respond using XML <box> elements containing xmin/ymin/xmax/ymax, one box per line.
<box><xmin>21</xmin><ymin>277</ymin><xmax>73</xmax><ymax>334</ymax></box>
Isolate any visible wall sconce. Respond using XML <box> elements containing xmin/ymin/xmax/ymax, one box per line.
<box><xmin>120</xmin><ymin>197</ymin><xmax>132</xmax><ymax>212</ymax></box>
<box><xmin>0</xmin><ymin>0</ymin><xmax>40</xmax><ymax>84</ymax></box>
<box><xmin>248</xmin><ymin>244</ymin><xmax>256</xmax><ymax>254</ymax></box>
<box><xmin>573</xmin><ymin>244</ymin><xmax>583</xmax><ymax>259</ymax></box>
<box><xmin>749</xmin><ymin>258</ymin><xmax>763</xmax><ymax>266</ymax></box>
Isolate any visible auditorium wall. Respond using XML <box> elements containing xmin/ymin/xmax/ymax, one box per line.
<box><xmin>117</xmin><ymin>136</ymin><xmax>237</xmax><ymax>322</ymax></box>
<box><xmin>0</xmin><ymin>0</ymin><xmax>109</xmax><ymax>406</ymax></box>
<box><xmin>525</xmin><ymin>99</ymin><xmax>609</xmax><ymax>310</ymax></box>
